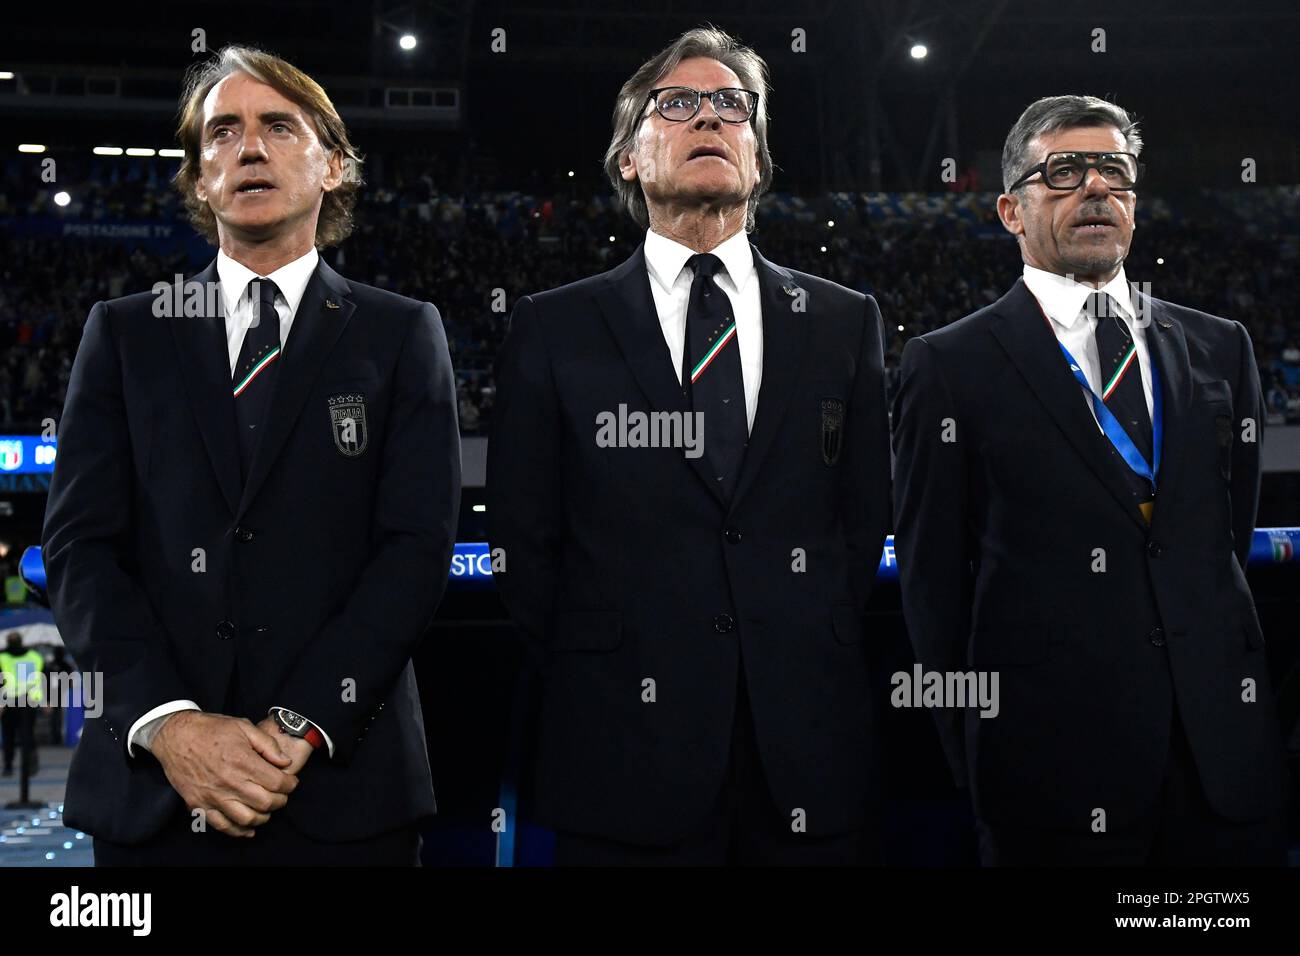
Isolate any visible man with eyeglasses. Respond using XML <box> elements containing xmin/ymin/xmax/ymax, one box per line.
<box><xmin>892</xmin><ymin>95</ymin><xmax>1285</xmax><ymax>864</ymax></box>
<box><xmin>488</xmin><ymin>26</ymin><xmax>891</xmax><ymax>865</ymax></box>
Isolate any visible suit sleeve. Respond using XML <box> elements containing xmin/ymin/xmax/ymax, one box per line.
<box><xmin>891</xmin><ymin>335</ymin><xmax>974</xmax><ymax>786</ymax></box>
<box><xmin>486</xmin><ymin>295</ymin><xmax>563</xmax><ymax>666</ymax></box>
<box><xmin>272</xmin><ymin>302</ymin><xmax>461</xmax><ymax>765</ymax></box>
<box><xmin>1230</xmin><ymin>320</ymin><xmax>1264</xmax><ymax>571</ymax></box>
<box><xmin>841</xmin><ymin>295</ymin><xmax>892</xmax><ymax>615</ymax></box>
<box><xmin>40</xmin><ymin>301</ymin><xmax>197</xmax><ymax>745</ymax></box>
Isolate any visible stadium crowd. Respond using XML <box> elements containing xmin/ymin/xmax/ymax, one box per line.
<box><xmin>2</xmin><ymin>157</ymin><xmax>1299</xmax><ymax>435</ymax></box>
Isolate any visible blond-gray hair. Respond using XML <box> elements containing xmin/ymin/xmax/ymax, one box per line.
<box><xmin>603</xmin><ymin>25</ymin><xmax>773</xmax><ymax>233</ymax></box>
<box><xmin>173</xmin><ymin>44</ymin><xmax>364</xmax><ymax>247</ymax></box>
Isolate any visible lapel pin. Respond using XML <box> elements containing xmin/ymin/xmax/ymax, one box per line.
<box><xmin>782</xmin><ymin>282</ymin><xmax>798</xmax><ymax>296</ymax></box>
<box><xmin>325</xmin><ymin>298</ymin><xmax>340</xmax><ymax>309</ymax></box>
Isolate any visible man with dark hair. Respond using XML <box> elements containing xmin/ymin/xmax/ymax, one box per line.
<box><xmin>488</xmin><ymin>26</ymin><xmax>891</xmax><ymax>865</ymax></box>
<box><xmin>892</xmin><ymin>94</ymin><xmax>1286</xmax><ymax>864</ymax></box>
<box><xmin>42</xmin><ymin>45</ymin><xmax>461</xmax><ymax>864</ymax></box>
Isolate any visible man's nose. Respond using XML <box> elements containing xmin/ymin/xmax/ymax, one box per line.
<box><xmin>237</xmin><ymin>131</ymin><xmax>268</xmax><ymax>162</ymax></box>
<box><xmin>691</xmin><ymin>96</ymin><xmax>723</xmax><ymax>131</ymax></box>
<box><xmin>1080</xmin><ymin>167</ymin><xmax>1111</xmax><ymax>197</ymax></box>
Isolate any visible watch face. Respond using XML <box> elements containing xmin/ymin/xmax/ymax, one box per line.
<box><xmin>278</xmin><ymin>711</ymin><xmax>308</xmax><ymax>734</ymax></box>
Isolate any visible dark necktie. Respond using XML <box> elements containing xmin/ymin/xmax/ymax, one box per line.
<box><xmin>232</xmin><ymin>277</ymin><xmax>282</xmax><ymax>479</ymax></box>
<box><xmin>683</xmin><ymin>253</ymin><xmax>747</xmax><ymax>499</ymax></box>
<box><xmin>1088</xmin><ymin>291</ymin><xmax>1154</xmax><ymax>514</ymax></box>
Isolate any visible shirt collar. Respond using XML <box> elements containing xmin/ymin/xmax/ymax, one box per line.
<box><xmin>216</xmin><ymin>246</ymin><xmax>319</xmax><ymax>318</ymax></box>
<box><xmin>644</xmin><ymin>228</ymin><xmax>756</xmax><ymax>297</ymax></box>
<box><xmin>1022</xmin><ymin>263</ymin><xmax>1135</xmax><ymax>331</ymax></box>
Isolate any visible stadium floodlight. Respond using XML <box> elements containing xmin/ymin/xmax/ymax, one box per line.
<box><xmin>18</xmin><ymin>144</ymin><xmax>45</xmax><ymax>153</ymax></box>
<box><xmin>910</xmin><ymin>43</ymin><xmax>928</xmax><ymax>60</ymax></box>
<box><xmin>158</xmin><ymin>148</ymin><xmax>184</xmax><ymax>158</ymax></box>
<box><xmin>567</xmin><ymin>170</ymin><xmax>574</xmax><ymax>177</ymax></box>
<box><xmin>827</xmin><ymin>219</ymin><xmax>835</xmax><ymax>227</ymax></box>
<box><xmin>472</xmin><ymin>504</ymin><xmax>486</xmax><ymax>512</ymax></box>
<box><xmin>126</xmin><ymin>148</ymin><xmax>156</xmax><ymax>157</ymax></box>
<box><xmin>399</xmin><ymin>34</ymin><xmax>417</xmax><ymax>51</ymax></box>
<box><xmin>53</xmin><ymin>192</ymin><xmax>70</xmax><ymax>207</ymax></box>
<box><xmin>93</xmin><ymin>146</ymin><xmax>123</xmax><ymax>156</ymax></box>
<box><xmin>0</xmin><ymin>72</ymin><xmax>14</xmax><ymax>80</ymax></box>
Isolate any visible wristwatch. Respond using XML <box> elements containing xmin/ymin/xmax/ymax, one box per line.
<box><xmin>272</xmin><ymin>708</ymin><xmax>325</xmax><ymax>750</ymax></box>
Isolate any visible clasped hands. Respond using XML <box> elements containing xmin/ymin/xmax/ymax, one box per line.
<box><xmin>149</xmin><ymin>711</ymin><xmax>316</xmax><ymax>838</ymax></box>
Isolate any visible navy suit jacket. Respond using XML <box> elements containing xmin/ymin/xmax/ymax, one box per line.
<box><xmin>41</xmin><ymin>256</ymin><xmax>461</xmax><ymax>843</ymax></box>
<box><xmin>487</xmin><ymin>243</ymin><xmax>891</xmax><ymax>845</ymax></box>
<box><xmin>892</xmin><ymin>277</ymin><xmax>1286</xmax><ymax>830</ymax></box>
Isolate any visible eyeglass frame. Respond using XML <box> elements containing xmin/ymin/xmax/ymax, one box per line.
<box><xmin>641</xmin><ymin>86</ymin><xmax>761</xmax><ymax>126</ymax></box>
<box><xmin>1008</xmin><ymin>151</ymin><xmax>1146</xmax><ymax>192</ymax></box>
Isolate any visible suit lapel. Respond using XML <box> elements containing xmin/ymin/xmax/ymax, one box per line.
<box><xmin>594</xmin><ymin>245</ymin><xmax>727</xmax><ymax>506</ymax></box>
<box><xmin>729</xmin><ymin>247</ymin><xmax>809</xmax><ymax>510</ymax></box>
<box><xmin>169</xmin><ymin>260</ymin><xmax>242</xmax><ymax>516</ymax></box>
<box><xmin>1141</xmin><ymin>293</ymin><xmax>1190</xmax><ymax>523</ymax></box>
<box><xmin>989</xmin><ymin>278</ymin><xmax>1148</xmax><ymax>530</ymax></box>
<box><xmin>236</xmin><ymin>258</ymin><xmax>355</xmax><ymax>516</ymax></box>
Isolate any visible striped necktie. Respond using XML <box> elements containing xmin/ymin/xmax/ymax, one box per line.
<box><xmin>1088</xmin><ymin>291</ymin><xmax>1154</xmax><ymax>519</ymax></box>
<box><xmin>232</xmin><ymin>277</ymin><xmax>282</xmax><ymax>479</ymax></box>
<box><xmin>683</xmin><ymin>253</ymin><xmax>747</xmax><ymax>499</ymax></box>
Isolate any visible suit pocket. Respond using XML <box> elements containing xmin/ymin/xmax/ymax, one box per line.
<box><xmin>1193</xmin><ymin>379</ymin><xmax>1232</xmax><ymax>407</ymax></box>
<box><xmin>551</xmin><ymin>610</ymin><xmax>623</xmax><ymax>652</ymax></box>
<box><xmin>832</xmin><ymin>604</ymin><xmax>864</xmax><ymax>645</ymax></box>
<box><xmin>325</xmin><ymin>359</ymin><xmax>380</xmax><ymax>390</ymax></box>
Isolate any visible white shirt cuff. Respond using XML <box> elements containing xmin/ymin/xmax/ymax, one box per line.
<box><xmin>127</xmin><ymin>700</ymin><xmax>200</xmax><ymax>756</ymax></box>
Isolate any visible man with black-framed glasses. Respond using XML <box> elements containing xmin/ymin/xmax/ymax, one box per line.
<box><xmin>488</xmin><ymin>26</ymin><xmax>891</xmax><ymax>865</ymax></box>
<box><xmin>893</xmin><ymin>94</ymin><xmax>1285</xmax><ymax>865</ymax></box>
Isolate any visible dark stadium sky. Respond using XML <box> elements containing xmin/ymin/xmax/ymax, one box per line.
<box><xmin>2</xmin><ymin>0</ymin><xmax>1298</xmax><ymax>191</ymax></box>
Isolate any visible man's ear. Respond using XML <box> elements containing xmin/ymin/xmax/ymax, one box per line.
<box><xmin>194</xmin><ymin>174</ymin><xmax>208</xmax><ymax>204</ymax></box>
<box><xmin>322</xmin><ymin>148</ymin><xmax>344</xmax><ymax>193</ymax></box>
<box><xmin>619</xmin><ymin>149</ymin><xmax>638</xmax><ymax>184</ymax></box>
<box><xmin>996</xmin><ymin>192</ymin><xmax>1025</xmax><ymax>238</ymax></box>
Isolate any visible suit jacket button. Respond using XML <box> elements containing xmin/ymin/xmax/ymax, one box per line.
<box><xmin>724</xmin><ymin>528</ymin><xmax>742</xmax><ymax>545</ymax></box>
<box><xmin>234</xmin><ymin>526</ymin><xmax>255</xmax><ymax>542</ymax></box>
<box><xmin>216</xmin><ymin>621</ymin><xmax>236</xmax><ymax>640</ymax></box>
<box><xmin>713</xmin><ymin>613</ymin><xmax>735</xmax><ymax>634</ymax></box>
<box><xmin>1148</xmin><ymin>627</ymin><xmax>1166</xmax><ymax>647</ymax></box>
<box><xmin>1147</xmin><ymin>540</ymin><xmax>1163</xmax><ymax>558</ymax></box>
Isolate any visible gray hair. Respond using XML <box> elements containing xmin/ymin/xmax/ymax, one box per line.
<box><xmin>603</xmin><ymin>25</ymin><xmax>773</xmax><ymax>233</ymax></box>
<box><xmin>1001</xmin><ymin>95</ymin><xmax>1143</xmax><ymax>193</ymax></box>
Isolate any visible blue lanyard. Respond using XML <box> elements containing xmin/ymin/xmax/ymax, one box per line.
<box><xmin>1056</xmin><ymin>339</ymin><xmax>1162</xmax><ymax>490</ymax></box>
<box><xmin>1029</xmin><ymin>290</ymin><xmax>1162</xmax><ymax>490</ymax></box>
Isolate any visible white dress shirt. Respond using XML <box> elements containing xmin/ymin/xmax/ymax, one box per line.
<box><xmin>643</xmin><ymin>228</ymin><xmax>763</xmax><ymax>432</ymax></box>
<box><xmin>1022</xmin><ymin>263</ymin><xmax>1155</xmax><ymax>429</ymax></box>
<box><xmin>218</xmin><ymin>246</ymin><xmax>318</xmax><ymax>375</ymax></box>
<box><xmin>127</xmin><ymin>247</ymin><xmax>334</xmax><ymax>758</ymax></box>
